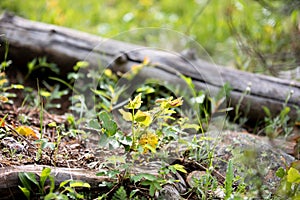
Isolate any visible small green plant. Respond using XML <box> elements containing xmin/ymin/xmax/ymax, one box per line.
<box><xmin>111</xmin><ymin>186</ymin><xmax>127</xmax><ymax>200</ymax></box>
<box><xmin>0</xmin><ymin>72</ymin><xmax>24</xmax><ymax>104</ymax></box>
<box><xmin>233</xmin><ymin>82</ymin><xmax>251</xmax><ymax>125</ymax></box>
<box><xmin>192</xmin><ymin>171</ymin><xmax>219</xmax><ymax>199</ymax></box>
<box><xmin>275</xmin><ymin>162</ymin><xmax>300</xmax><ymax>199</ymax></box>
<box><xmin>224</xmin><ymin>159</ymin><xmax>234</xmax><ymax>199</ymax></box>
<box><xmin>179</xmin><ymin>75</ymin><xmax>233</xmax><ymax>133</ymax></box>
<box><xmin>180</xmin><ymin>74</ymin><xmax>208</xmax><ymax>133</ymax></box>
<box><xmin>0</xmin><ymin>42</ymin><xmax>24</xmax><ymax>104</ymax></box>
<box><xmin>119</xmin><ymin>93</ymin><xmax>183</xmax><ymax>152</ymax></box>
<box><xmin>129</xmin><ymin>163</ymin><xmax>187</xmax><ymax>197</ymax></box>
<box><xmin>25</xmin><ymin>57</ymin><xmax>59</xmax><ymax>80</ymax></box>
<box><xmin>39</xmin><ymin>81</ymin><xmax>69</xmax><ymax>110</ymax></box>
<box><xmin>131</xmin><ymin>173</ymin><xmax>164</xmax><ymax>197</ymax></box>
<box><xmin>18</xmin><ymin>167</ymin><xmax>90</xmax><ymax>200</ymax></box>
<box><xmin>263</xmin><ymin>90</ymin><xmax>294</xmax><ymax>138</ymax></box>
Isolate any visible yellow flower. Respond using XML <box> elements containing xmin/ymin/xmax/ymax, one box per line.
<box><xmin>139</xmin><ymin>132</ymin><xmax>158</xmax><ymax>153</ymax></box>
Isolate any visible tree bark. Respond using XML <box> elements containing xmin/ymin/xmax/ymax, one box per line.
<box><xmin>0</xmin><ymin>12</ymin><xmax>299</xmax><ymax>124</ymax></box>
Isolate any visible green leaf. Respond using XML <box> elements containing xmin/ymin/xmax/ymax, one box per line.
<box><xmin>146</xmin><ymin>181</ymin><xmax>162</xmax><ymax>197</ymax></box>
<box><xmin>136</xmin><ymin>85</ymin><xmax>155</xmax><ymax>94</ymax></box>
<box><xmin>19</xmin><ymin>172</ymin><xmax>43</xmax><ymax>195</ymax></box>
<box><xmin>11</xmin><ymin>84</ymin><xmax>24</xmax><ymax>89</ymax></box>
<box><xmin>171</xmin><ymin>164</ymin><xmax>187</xmax><ymax>174</ymax></box>
<box><xmin>40</xmin><ymin>167</ymin><xmax>51</xmax><ymax>190</ymax></box>
<box><xmin>69</xmin><ymin>181</ymin><xmax>91</xmax><ymax>188</ymax></box>
<box><xmin>181</xmin><ymin>123</ymin><xmax>200</xmax><ymax>131</ymax></box>
<box><xmin>99</xmin><ymin>111</ymin><xmax>117</xmax><ymax>136</ymax></box>
<box><xmin>225</xmin><ymin>159</ymin><xmax>234</xmax><ymax>199</ymax></box>
<box><xmin>59</xmin><ymin>179</ymin><xmax>72</xmax><ymax>188</ymax></box>
<box><xmin>44</xmin><ymin>193</ymin><xmax>61</xmax><ymax>200</ymax></box>
<box><xmin>149</xmin><ymin>183</ymin><xmax>156</xmax><ymax>197</ymax></box>
<box><xmin>88</xmin><ymin>119</ymin><xmax>101</xmax><ymax>130</ymax></box>
<box><xmin>47</xmin><ymin>122</ymin><xmax>57</xmax><ymax>128</ymax></box>
<box><xmin>134</xmin><ymin>110</ymin><xmax>152</xmax><ymax>126</ymax></box>
<box><xmin>49</xmin><ymin>176</ymin><xmax>55</xmax><ymax>193</ymax></box>
<box><xmin>280</xmin><ymin>106</ymin><xmax>290</xmax><ymax>121</ymax></box>
<box><xmin>129</xmin><ymin>189</ymin><xmax>139</xmax><ymax>199</ymax></box>
<box><xmin>18</xmin><ymin>186</ymin><xmax>30</xmax><ymax>200</ymax></box>
<box><xmin>99</xmin><ymin>133</ymin><xmax>109</xmax><ymax>146</ymax></box>
<box><xmin>18</xmin><ymin>173</ymin><xmax>30</xmax><ymax>191</ymax></box>
<box><xmin>73</xmin><ymin>61</ymin><xmax>89</xmax><ymax>71</ymax></box>
<box><xmin>24</xmin><ymin>172</ymin><xmax>41</xmax><ymax>191</ymax></box>
<box><xmin>131</xmin><ymin>173</ymin><xmax>156</xmax><ymax>183</ymax></box>
<box><xmin>287</xmin><ymin>167</ymin><xmax>300</xmax><ymax>183</ymax></box>
<box><xmin>180</xmin><ymin>74</ymin><xmax>194</xmax><ymax>90</ymax></box>
<box><xmin>27</xmin><ymin>58</ymin><xmax>37</xmax><ymax>73</ymax></box>
<box><xmin>262</xmin><ymin>106</ymin><xmax>271</xmax><ymax>118</ymax></box>
<box><xmin>40</xmin><ymin>90</ymin><xmax>51</xmax><ymax>97</ymax></box>
<box><xmin>144</xmin><ymin>144</ymin><xmax>156</xmax><ymax>153</ymax></box>
<box><xmin>276</xmin><ymin>167</ymin><xmax>286</xmax><ymax>178</ymax></box>
<box><xmin>112</xmin><ymin>186</ymin><xmax>127</xmax><ymax>200</ymax></box>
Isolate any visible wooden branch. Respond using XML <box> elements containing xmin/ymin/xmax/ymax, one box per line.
<box><xmin>0</xmin><ymin>12</ymin><xmax>299</xmax><ymax>124</ymax></box>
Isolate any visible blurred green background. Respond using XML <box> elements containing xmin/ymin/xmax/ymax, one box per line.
<box><xmin>1</xmin><ymin>0</ymin><xmax>299</xmax><ymax>77</ymax></box>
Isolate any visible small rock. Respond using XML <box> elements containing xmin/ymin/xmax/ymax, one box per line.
<box><xmin>186</xmin><ymin>170</ymin><xmax>206</xmax><ymax>188</ymax></box>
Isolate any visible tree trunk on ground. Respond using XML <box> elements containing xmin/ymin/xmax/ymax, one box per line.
<box><xmin>0</xmin><ymin>12</ymin><xmax>299</xmax><ymax>124</ymax></box>
<box><xmin>0</xmin><ymin>165</ymin><xmax>111</xmax><ymax>200</ymax></box>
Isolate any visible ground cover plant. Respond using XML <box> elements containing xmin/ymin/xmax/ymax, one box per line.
<box><xmin>0</xmin><ymin>0</ymin><xmax>300</xmax><ymax>199</ymax></box>
<box><xmin>0</xmin><ymin>51</ymin><xmax>299</xmax><ymax>199</ymax></box>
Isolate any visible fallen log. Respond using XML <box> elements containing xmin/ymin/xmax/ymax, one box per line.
<box><xmin>0</xmin><ymin>12</ymin><xmax>299</xmax><ymax>124</ymax></box>
<box><xmin>0</xmin><ymin>165</ymin><xmax>111</xmax><ymax>200</ymax></box>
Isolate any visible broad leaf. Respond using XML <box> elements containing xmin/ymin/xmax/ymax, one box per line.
<box><xmin>40</xmin><ymin>167</ymin><xmax>51</xmax><ymax>190</ymax></box>
<box><xmin>134</xmin><ymin>110</ymin><xmax>152</xmax><ymax>126</ymax></box>
<box><xmin>99</xmin><ymin>111</ymin><xmax>117</xmax><ymax>136</ymax></box>
<box><xmin>88</xmin><ymin>119</ymin><xmax>101</xmax><ymax>130</ymax></box>
<box><xmin>18</xmin><ymin>172</ymin><xmax>32</xmax><ymax>192</ymax></box>
<box><xmin>287</xmin><ymin>167</ymin><xmax>300</xmax><ymax>183</ymax></box>
<box><xmin>131</xmin><ymin>173</ymin><xmax>156</xmax><ymax>183</ymax></box>
<box><xmin>24</xmin><ymin>172</ymin><xmax>40</xmax><ymax>188</ymax></box>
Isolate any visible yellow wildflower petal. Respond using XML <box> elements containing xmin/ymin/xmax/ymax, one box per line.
<box><xmin>16</xmin><ymin>126</ymin><xmax>39</xmax><ymax>139</ymax></box>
